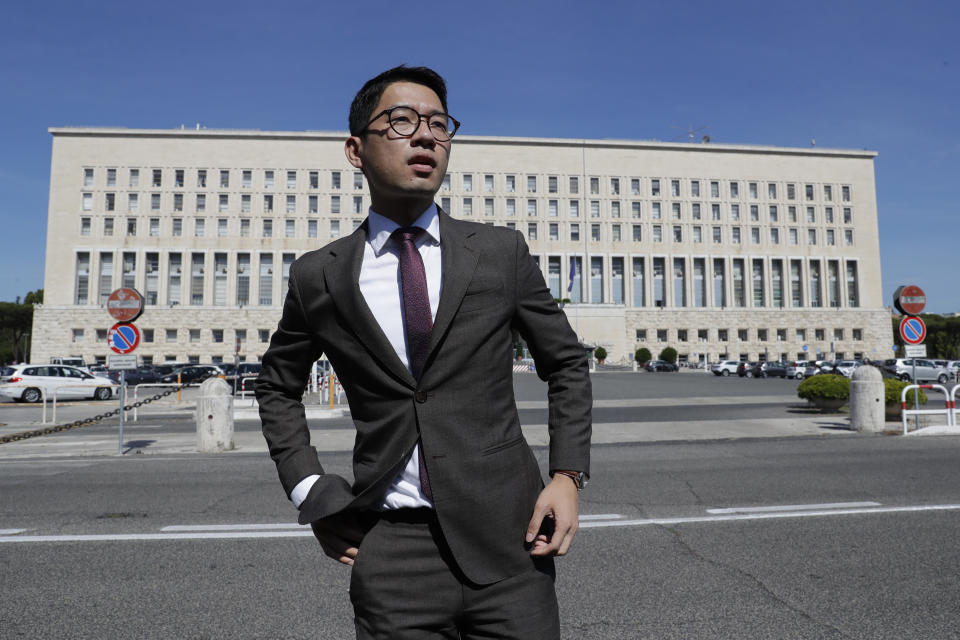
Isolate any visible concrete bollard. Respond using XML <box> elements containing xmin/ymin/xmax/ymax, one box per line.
<box><xmin>196</xmin><ymin>377</ymin><xmax>235</xmax><ymax>452</ymax></box>
<box><xmin>849</xmin><ymin>365</ymin><xmax>885</xmax><ymax>432</ymax></box>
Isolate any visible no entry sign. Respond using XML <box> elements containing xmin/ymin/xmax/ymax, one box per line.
<box><xmin>893</xmin><ymin>285</ymin><xmax>926</xmax><ymax>316</ymax></box>
<box><xmin>107</xmin><ymin>288</ymin><xmax>145</xmax><ymax>322</ymax></box>
<box><xmin>108</xmin><ymin>322</ymin><xmax>141</xmax><ymax>354</ymax></box>
<box><xmin>899</xmin><ymin>316</ymin><xmax>926</xmax><ymax>346</ymax></box>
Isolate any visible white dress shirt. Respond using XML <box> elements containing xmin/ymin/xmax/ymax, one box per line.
<box><xmin>290</xmin><ymin>204</ymin><xmax>442</xmax><ymax>511</ymax></box>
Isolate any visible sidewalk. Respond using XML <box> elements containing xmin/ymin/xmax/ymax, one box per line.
<box><xmin>2</xmin><ymin>395</ymin><xmax>948</xmax><ymax>461</ymax></box>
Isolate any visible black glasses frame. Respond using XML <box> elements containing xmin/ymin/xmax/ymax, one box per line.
<box><xmin>363</xmin><ymin>106</ymin><xmax>461</xmax><ymax>141</ymax></box>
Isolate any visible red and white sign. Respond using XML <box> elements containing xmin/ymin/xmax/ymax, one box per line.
<box><xmin>108</xmin><ymin>323</ymin><xmax>141</xmax><ymax>354</ymax></box>
<box><xmin>894</xmin><ymin>285</ymin><xmax>926</xmax><ymax>316</ymax></box>
<box><xmin>899</xmin><ymin>316</ymin><xmax>926</xmax><ymax>346</ymax></box>
<box><xmin>107</xmin><ymin>288</ymin><xmax>145</xmax><ymax>322</ymax></box>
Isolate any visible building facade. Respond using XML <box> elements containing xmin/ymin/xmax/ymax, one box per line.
<box><xmin>33</xmin><ymin>127</ymin><xmax>892</xmax><ymax>365</ymax></box>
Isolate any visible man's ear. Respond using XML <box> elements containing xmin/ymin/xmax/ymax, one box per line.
<box><xmin>345</xmin><ymin>136</ymin><xmax>363</xmax><ymax>169</ymax></box>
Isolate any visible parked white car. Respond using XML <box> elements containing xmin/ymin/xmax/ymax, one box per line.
<box><xmin>834</xmin><ymin>360</ymin><xmax>863</xmax><ymax>377</ymax></box>
<box><xmin>711</xmin><ymin>360</ymin><xmax>740</xmax><ymax>376</ymax></box>
<box><xmin>0</xmin><ymin>364</ymin><xmax>118</xmax><ymax>403</ymax></box>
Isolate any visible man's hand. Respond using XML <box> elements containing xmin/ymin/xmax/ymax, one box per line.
<box><xmin>310</xmin><ymin>511</ymin><xmax>368</xmax><ymax>566</ymax></box>
<box><xmin>525</xmin><ymin>474</ymin><xmax>579</xmax><ymax>557</ymax></box>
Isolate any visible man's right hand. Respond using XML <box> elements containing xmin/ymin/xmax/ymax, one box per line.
<box><xmin>310</xmin><ymin>512</ymin><xmax>367</xmax><ymax>566</ymax></box>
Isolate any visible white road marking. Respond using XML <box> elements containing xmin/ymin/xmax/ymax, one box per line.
<box><xmin>578</xmin><ymin>514</ymin><xmax>624</xmax><ymax>521</ymax></box>
<box><xmin>4</xmin><ymin>504</ymin><xmax>959</xmax><ymax>544</ymax></box>
<box><xmin>161</xmin><ymin>523</ymin><xmax>304</xmax><ymax>532</ymax></box>
<box><xmin>706</xmin><ymin>501</ymin><xmax>881</xmax><ymax>514</ymax></box>
<box><xmin>579</xmin><ymin>504</ymin><xmax>960</xmax><ymax>528</ymax></box>
<box><xmin>0</xmin><ymin>529</ymin><xmax>27</xmax><ymax>535</ymax></box>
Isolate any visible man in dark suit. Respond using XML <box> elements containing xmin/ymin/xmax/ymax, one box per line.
<box><xmin>257</xmin><ymin>65</ymin><xmax>591</xmax><ymax>639</ymax></box>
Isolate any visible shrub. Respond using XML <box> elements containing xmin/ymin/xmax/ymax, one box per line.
<box><xmin>797</xmin><ymin>374</ymin><xmax>850</xmax><ymax>401</ymax></box>
<box><xmin>594</xmin><ymin>346</ymin><xmax>607</xmax><ymax>362</ymax></box>
<box><xmin>883</xmin><ymin>378</ymin><xmax>927</xmax><ymax>405</ymax></box>
<box><xmin>635</xmin><ymin>347</ymin><xmax>652</xmax><ymax>364</ymax></box>
<box><xmin>659</xmin><ymin>347</ymin><xmax>678</xmax><ymax>364</ymax></box>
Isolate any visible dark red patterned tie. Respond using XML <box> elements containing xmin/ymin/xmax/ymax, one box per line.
<box><xmin>392</xmin><ymin>226</ymin><xmax>433</xmax><ymax>500</ymax></box>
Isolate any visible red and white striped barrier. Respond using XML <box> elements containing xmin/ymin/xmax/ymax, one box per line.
<box><xmin>901</xmin><ymin>384</ymin><xmax>954</xmax><ymax>434</ymax></box>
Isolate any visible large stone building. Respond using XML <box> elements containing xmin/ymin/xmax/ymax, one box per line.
<box><xmin>32</xmin><ymin>127</ymin><xmax>893</xmax><ymax>366</ymax></box>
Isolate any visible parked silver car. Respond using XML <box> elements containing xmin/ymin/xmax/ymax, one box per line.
<box><xmin>882</xmin><ymin>359</ymin><xmax>950</xmax><ymax>384</ymax></box>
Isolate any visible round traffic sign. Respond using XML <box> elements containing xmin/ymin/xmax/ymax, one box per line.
<box><xmin>899</xmin><ymin>316</ymin><xmax>926</xmax><ymax>345</ymax></box>
<box><xmin>108</xmin><ymin>322</ymin><xmax>141</xmax><ymax>354</ymax></box>
<box><xmin>894</xmin><ymin>285</ymin><xmax>926</xmax><ymax>316</ymax></box>
<box><xmin>107</xmin><ymin>288</ymin><xmax>145</xmax><ymax>322</ymax></box>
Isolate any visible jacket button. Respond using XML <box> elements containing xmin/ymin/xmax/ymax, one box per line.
<box><xmin>415</xmin><ymin>391</ymin><xmax>427</xmax><ymax>403</ymax></box>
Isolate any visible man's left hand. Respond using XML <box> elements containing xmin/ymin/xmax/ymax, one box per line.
<box><xmin>525</xmin><ymin>474</ymin><xmax>579</xmax><ymax>556</ymax></box>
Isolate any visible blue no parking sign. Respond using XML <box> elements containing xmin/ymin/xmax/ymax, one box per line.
<box><xmin>899</xmin><ymin>316</ymin><xmax>926</xmax><ymax>346</ymax></box>
<box><xmin>108</xmin><ymin>323</ymin><xmax>140</xmax><ymax>354</ymax></box>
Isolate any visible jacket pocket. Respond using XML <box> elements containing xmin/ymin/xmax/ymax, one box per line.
<box><xmin>480</xmin><ymin>435</ymin><xmax>525</xmax><ymax>456</ymax></box>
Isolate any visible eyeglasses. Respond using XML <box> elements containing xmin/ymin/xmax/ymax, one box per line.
<box><xmin>364</xmin><ymin>106</ymin><xmax>461</xmax><ymax>142</ymax></box>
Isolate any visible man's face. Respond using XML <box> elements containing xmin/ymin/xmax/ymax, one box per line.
<box><xmin>345</xmin><ymin>81</ymin><xmax>451</xmax><ymax>215</ymax></box>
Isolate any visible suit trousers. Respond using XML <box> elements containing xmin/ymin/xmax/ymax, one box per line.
<box><xmin>349</xmin><ymin>509</ymin><xmax>560</xmax><ymax>640</ymax></box>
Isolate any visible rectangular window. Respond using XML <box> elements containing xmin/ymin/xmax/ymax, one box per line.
<box><xmin>632</xmin><ymin>224</ymin><xmax>642</xmax><ymax>242</ymax></box>
<box><xmin>213</xmin><ymin>253</ymin><xmax>228</xmax><ymax>306</ymax></box>
<box><xmin>286</xmin><ymin>195</ymin><xmax>296</xmax><ymax>214</ymax></box>
<box><xmin>652</xmin><ymin>224</ymin><xmax>662</xmax><ymax>242</ymax></box>
<box><xmin>590</xmin><ymin>256</ymin><xmax>604</xmax><ymax>303</ymax></box>
<box><xmin>631</xmin><ymin>178</ymin><xmax>640</xmax><ymax>195</ymax></box>
<box><xmin>730</xmin><ymin>204</ymin><xmax>740</xmax><ymax>221</ymax></box>
<box><xmin>220</xmin><ymin>170</ymin><xmax>229</xmax><ymax>188</ymax></box>
<box><xmin>353</xmin><ymin>196</ymin><xmax>363</xmax><ymax>214</ymax></box>
<box><xmin>652</xmin><ymin>202</ymin><xmax>661</xmax><ymax>219</ymax></box>
<box><xmin>752</xmin><ymin>259</ymin><xmax>765</xmax><ymax>307</ymax></box>
<box><xmin>768</xmin><ymin>183</ymin><xmax>777</xmax><ymax>199</ymax></box>
<box><xmin>216</xmin><ymin>218</ymin><xmax>227</xmax><ymax>237</ymax></box>
<box><xmin>259</xmin><ymin>254</ymin><xmax>273</xmax><ymax>306</ymax></box>
<box><xmin>568</xmin><ymin>176</ymin><xmax>577</xmax><ymax>194</ymax></box>
<box><xmin>590</xmin><ymin>177</ymin><xmax>599</xmax><ymax>194</ymax></box>
<box><xmin>219</xmin><ymin>194</ymin><xmax>228</xmax><ymax>212</ymax></box>
<box><xmin>842</xmin><ymin>185</ymin><xmax>851</xmax><ymax>201</ymax></box>
<box><xmin>196</xmin><ymin>169</ymin><xmax>206</xmax><ymax>188</ymax></box>
<box><xmin>690</xmin><ymin>180</ymin><xmax>700</xmax><ymax>197</ymax></box>
<box><xmin>610</xmin><ymin>201</ymin><xmax>620</xmax><ymax>218</ymax></box>
<box><xmin>789</xmin><ymin>228</ymin><xmax>798</xmax><ymax>245</ymax></box>
<box><xmin>143</xmin><ymin>252</ymin><xmax>159</xmax><ymax>305</ymax></box>
<box><xmin>128</xmin><ymin>193</ymin><xmax>138</xmax><ymax>212</ymax></box>
<box><xmin>126</xmin><ymin>217</ymin><xmax>137</xmax><ymax>236</ymax></box>
<box><xmin>331</xmin><ymin>171</ymin><xmax>340</xmax><ymax>189</ymax></box>
<box><xmin>692</xmin><ymin>225</ymin><xmax>702</xmax><ymax>243</ymax></box>
<box><xmin>749</xmin><ymin>182</ymin><xmax>758</xmax><ymax>199</ymax></box>
<box><xmin>484</xmin><ymin>174</ymin><xmax>494</xmax><ymax>192</ymax></box>
<box><xmin>172</xmin><ymin>218</ymin><xmax>182</xmax><ymax>236</ymax></box>
<box><xmin>548</xmin><ymin>222</ymin><xmax>559</xmax><ymax>241</ymax></box>
<box><xmin>845</xmin><ymin>229</ymin><xmax>854</xmax><ymax>246</ymax></box>
<box><xmin>670</xmin><ymin>179</ymin><xmax>680</xmax><ymax>197</ymax></box>
<box><xmin>710</xmin><ymin>181</ymin><xmax>719</xmax><ymax>198</ymax></box>
<box><xmin>463</xmin><ymin>174</ymin><xmax>473</xmax><ymax>192</ymax></box>
<box><xmin>190</xmin><ymin>253</ymin><xmax>205</xmax><ymax>305</ymax></box>
<box><xmin>809</xmin><ymin>260</ymin><xmax>822</xmax><ymax>307</ymax></box>
<box><xmin>570</xmin><ymin>223</ymin><xmax>580</xmax><ymax>241</ymax></box>
<box><xmin>730</xmin><ymin>181</ymin><xmax>739</xmax><ymax>198</ymax></box>
<box><xmin>167</xmin><ymin>253</ymin><xmax>182</xmax><ymax>305</ymax></box>
<box><xmin>825</xmin><ymin>207</ymin><xmax>834</xmax><ymax>224</ymax></box>
<box><xmin>529</xmin><ymin>199</ymin><xmax>538</xmax><ymax>216</ymax></box>
<box><xmin>590</xmin><ymin>223</ymin><xmax>600</xmax><ymax>241</ymax></box>
<box><xmin>128</xmin><ymin>168</ymin><xmax>139</xmax><ymax>187</ymax></box>
<box><xmin>713</xmin><ymin>258</ymin><xmax>727</xmax><ymax>307</ymax></box>
<box><xmin>261</xmin><ymin>219</ymin><xmax>272</xmax><ymax>238</ymax></box>
<box><xmin>672</xmin><ymin>203</ymin><xmax>681</xmax><ymax>219</ymax></box>
<box><xmin>149</xmin><ymin>217</ymin><xmax>160</xmax><ymax>237</ymax></box>
<box><xmin>590</xmin><ymin>201</ymin><xmax>599</xmax><ymax>218</ymax></box>
<box><xmin>307</xmin><ymin>219</ymin><xmax>317</xmax><ymax>238</ymax></box>
<box><xmin>547</xmin><ymin>256</ymin><xmax>562</xmax><ymax>299</ymax></box>
<box><xmin>732</xmin><ymin>227</ymin><xmax>741</xmax><ymax>244</ymax></box>
<box><xmin>787</xmin><ymin>183</ymin><xmax>796</xmax><ymax>200</ymax></box>
<box><xmin>612</xmin><ymin>223</ymin><xmax>621</xmax><ymax>242</ymax></box>
<box><xmin>790</xmin><ymin>259</ymin><xmax>803</xmax><ymax>307</ymax></box>
<box><xmin>751</xmin><ymin>227</ymin><xmax>760</xmax><ymax>244</ymax></box>
<box><xmin>263</xmin><ymin>170</ymin><xmax>274</xmax><ymax>189</ymax></box>
<box><xmin>693</xmin><ymin>258</ymin><xmax>706</xmax><ymax>307</ymax></box>
<box><xmin>196</xmin><ymin>194</ymin><xmax>205</xmax><ymax>212</ymax></box>
<box><xmin>828</xmin><ymin>260</ymin><xmax>841</xmax><ymax>308</ymax></box>
<box><xmin>242</xmin><ymin>170</ymin><xmax>252</xmax><ymax>188</ymax></box>
<box><xmin>846</xmin><ymin>261</ymin><xmax>859</xmax><ymax>307</ymax></box>
<box><xmin>805</xmin><ymin>184</ymin><xmax>814</xmax><ymax>200</ymax></box>
<box><xmin>770</xmin><ymin>227</ymin><xmax>779</xmax><ymax>244</ymax></box>
<box><xmin>330</xmin><ymin>195</ymin><xmax>340</xmax><ymax>214</ymax></box>
<box><xmin>282</xmin><ymin>253</ymin><xmax>295</xmax><ymax>292</ymax></box>
<box><xmin>506</xmin><ymin>199</ymin><xmax>516</xmax><ymax>216</ymax></box>
<box><xmin>194</xmin><ymin>218</ymin><xmax>205</xmax><ymax>237</ymax></box>
<box><xmin>485</xmin><ymin>198</ymin><xmax>495</xmax><ymax>217</ymax></box>
<box><xmin>732</xmin><ymin>259</ymin><xmax>745</xmax><ymax>307</ymax></box>
<box><xmin>151</xmin><ymin>193</ymin><xmax>161</xmax><ymax>211</ymax></box>
<box><xmin>808</xmin><ymin>229</ymin><xmax>817</xmax><ymax>245</ymax></box>
<box><xmin>463</xmin><ymin>198</ymin><xmax>473</xmax><ymax>216</ymax></box>
<box><xmin>824</xmin><ymin>185</ymin><xmax>833</xmax><ymax>201</ymax></box>
<box><xmin>166</xmin><ymin>329</ymin><xmax>178</xmax><ymax>343</ymax></box>
<box><xmin>527</xmin><ymin>223</ymin><xmax>538</xmax><ymax>240</ymax></box>
<box><xmin>650</xmin><ymin>179</ymin><xmax>660</xmax><ymax>196</ymax></box>
<box><xmin>287</xmin><ymin>170</ymin><xmax>296</xmax><ymax>189</ymax></box>
<box><xmin>285</xmin><ymin>220</ymin><xmax>295</xmax><ymax>238</ymax></box>
<box><xmin>240</xmin><ymin>219</ymin><xmax>250</xmax><ymax>237</ymax></box>
<box><xmin>653</xmin><ymin>257</ymin><xmax>665</xmax><ymax>307</ymax></box>
<box><xmin>505</xmin><ymin>175</ymin><xmax>515</xmax><ymax>192</ymax></box>
<box><xmin>526</xmin><ymin>175</ymin><xmax>537</xmax><ymax>193</ymax></box>
<box><xmin>631</xmin><ymin>257</ymin><xmax>645</xmax><ymax>307</ymax></box>
<box><xmin>712</xmin><ymin>226</ymin><xmax>721</xmax><ymax>243</ymax></box>
<box><xmin>771</xmin><ymin>259</ymin><xmax>784</xmax><ymax>308</ymax></box>
<box><xmin>75</xmin><ymin>252</ymin><xmax>90</xmax><ymax>304</ymax></box>
<box><xmin>569</xmin><ymin>200</ymin><xmax>579</xmax><ymax>218</ymax></box>
<box><xmin>309</xmin><ymin>171</ymin><xmax>319</xmax><ymax>189</ymax></box>
<box><xmin>354</xmin><ymin>172</ymin><xmax>363</xmax><ymax>189</ymax></box>
<box><xmin>330</xmin><ymin>220</ymin><xmax>340</xmax><ymax>238</ymax></box>
<box><xmin>673</xmin><ymin>225</ymin><xmax>682</xmax><ymax>242</ymax></box>
<box><xmin>610</xmin><ymin>177</ymin><xmax>620</xmax><ymax>195</ymax></box>
<box><xmin>711</xmin><ymin>204</ymin><xmax>720</xmax><ymax>220</ymax></box>
<box><xmin>236</xmin><ymin>253</ymin><xmax>250</xmax><ymax>306</ymax></box>
<box><xmin>749</xmin><ymin>205</ymin><xmax>758</xmax><ymax>221</ymax></box>
<box><xmin>691</xmin><ymin>203</ymin><xmax>701</xmax><ymax>220</ymax></box>
<box><xmin>548</xmin><ymin>199</ymin><xmax>559</xmax><ymax>217</ymax></box>
<box><xmin>104</xmin><ymin>217</ymin><xmax>114</xmax><ymax>236</ymax></box>
<box><xmin>80</xmin><ymin>217</ymin><xmax>91</xmax><ymax>236</ymax></box>
<box><xmin>153</xmin><ymin>169</ymin><xmax>162</xmax><ymax>187</ymax></box>
<box><xmin>826</xmin><ymin>229</ymin><xmax>835</xmax><ymax>245</ymax></box>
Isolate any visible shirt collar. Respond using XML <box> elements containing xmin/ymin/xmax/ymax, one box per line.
<box><xmin>367</xmin><ymin>203</ymin><xmax>440</xmax><ymax>256</ymax></box>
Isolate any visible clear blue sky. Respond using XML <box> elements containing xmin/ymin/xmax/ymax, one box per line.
<box><xmin>2</xmin><ymin>0</ymin><xmax>956</xmax><ymax>311</ymax></box>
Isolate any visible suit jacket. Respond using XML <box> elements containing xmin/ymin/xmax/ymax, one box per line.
<box><xmin>256</xmin><ymin>209</ymin><xmax>592</xmax><ymax>585</ymax></box>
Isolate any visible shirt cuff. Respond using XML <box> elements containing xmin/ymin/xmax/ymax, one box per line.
<box><xmin>290</xmin><ymin>474</ymin><xmax>321</xmax><ymax>509</ymax></box>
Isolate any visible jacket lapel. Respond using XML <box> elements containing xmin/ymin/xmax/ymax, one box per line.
<box><xmin>429</xmin><ymin>212</ymin><xmax>479</xmax><ymax>357</ymax></box>
<box><xmin>323</xmin><ymin>223</ymin><xmax>416</xmax><ymax>387</ymax></box>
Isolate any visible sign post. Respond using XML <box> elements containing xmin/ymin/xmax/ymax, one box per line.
<box><xmin>106</xmin><ymin>287</ymin><xmax>144</xmax><ymax>454</ymax></box>
<box><xmin>895</xmin><ymin>285</ymin><xmax>928</xmax><ymax>430</ymax></box>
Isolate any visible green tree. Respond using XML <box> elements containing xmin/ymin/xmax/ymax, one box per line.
<box><xmin>594</xmin><ymin>346</ymin><xmax>607</xmax><ymax>362</ymax></box>
<box><xmin>659</xmin><ymin>346</ymin><xmax>678</xmax><ymax>364</ymax></box>
<box><xmin>635</xmin><ymin>347</ymin><xmax>652</xmax><ymax>364</ymax></box>
<box><xmin>0</xmin><ymin>299</ymin><xmax>34</xmax><ymax>363</ymax></box>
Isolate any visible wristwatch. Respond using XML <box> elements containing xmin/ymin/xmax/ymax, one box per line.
<box><xmin>552</xmin><ymin>470</ymin><xmax>588</xmax><ymax>491</ymax></box>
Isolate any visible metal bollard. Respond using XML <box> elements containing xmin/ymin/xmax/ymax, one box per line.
<box><xmin>195</xmin><ymin>377</ymin><xmax>235</xmax><ymax>452</ymax></box>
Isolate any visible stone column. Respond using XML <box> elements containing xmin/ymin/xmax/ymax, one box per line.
<box><xmin>196</xmin><ymin>377</ymin><xmax>235</xmax><ymax>452</ymax></box>
<box><xmin>849</xmin><ymin>365</ymin><xmax>885</xmax><ymax>432</ymax></box>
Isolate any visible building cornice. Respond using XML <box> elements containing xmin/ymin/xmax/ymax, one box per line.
<box><xmin>48</xmin><ymin>127</ymin><xmax>878</xmax><ymax>159</ymax></box>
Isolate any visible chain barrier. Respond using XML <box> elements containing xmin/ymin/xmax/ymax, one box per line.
<box><xmin>0</xmin><ymin>373</ymin><xmax>219</xmax><ymax>445</ymax></box>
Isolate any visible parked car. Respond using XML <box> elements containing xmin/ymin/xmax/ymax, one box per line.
<box><xmin>159</xmin><ymin>365</ymin><xmax>224</xmax><ymax>384</ymax></box>
<box><xmin>645</xmin><ymin>360</ymin><xmax>678</xmax><ymax>372</ymax></box>
<box><xmin>0</xmin><ymin>364</ymin><xmax>118</xmax><ymax>403</ymax></box>
<box><xmin>882</xmin><ymin>359</ymin><xmax>950</xmax><ymax>383</ymax></box>
<box><xmin>757</xmin><ymin>361</ymin><xmax>788</xmax><ymax>378</ymax></box>
<box><xmin>711</xmin><ymin>360</ymin><xmax>740</xmax><ymax>376</ymax></box>
<box><xmin>224</xmin><ymin>362</ymin><xmax>263</xmax><ymax>393</ymax></box>
<box><xmin>785</xmin><ymin>361</ymin><xmax>812</xmax><ymax>379</ymax></box>
<box><xmin>737</xmin><ymin>361</ymin><xmax>759</xmax><ymax>377</ymax></box>
<box><xmin>834</xmin><ymin>360</ymin><xmax>863</xmax><ymax>377</ymax></box>
<box><xmin>108</xmin><ymin>366</ymin><xmax>163</xmax><ymax>386</ymax></box>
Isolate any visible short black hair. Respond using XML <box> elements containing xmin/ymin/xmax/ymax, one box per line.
<box><xmin>348</xmin><ymin>65</ymin><xmax>448</xmax><ymax>136</ymax></box>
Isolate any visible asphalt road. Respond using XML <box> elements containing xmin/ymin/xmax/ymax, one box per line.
<box><xmin>3</xmin><ymin>437</ymin><xmax>960</xmax><ymax>639</ymax></box>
